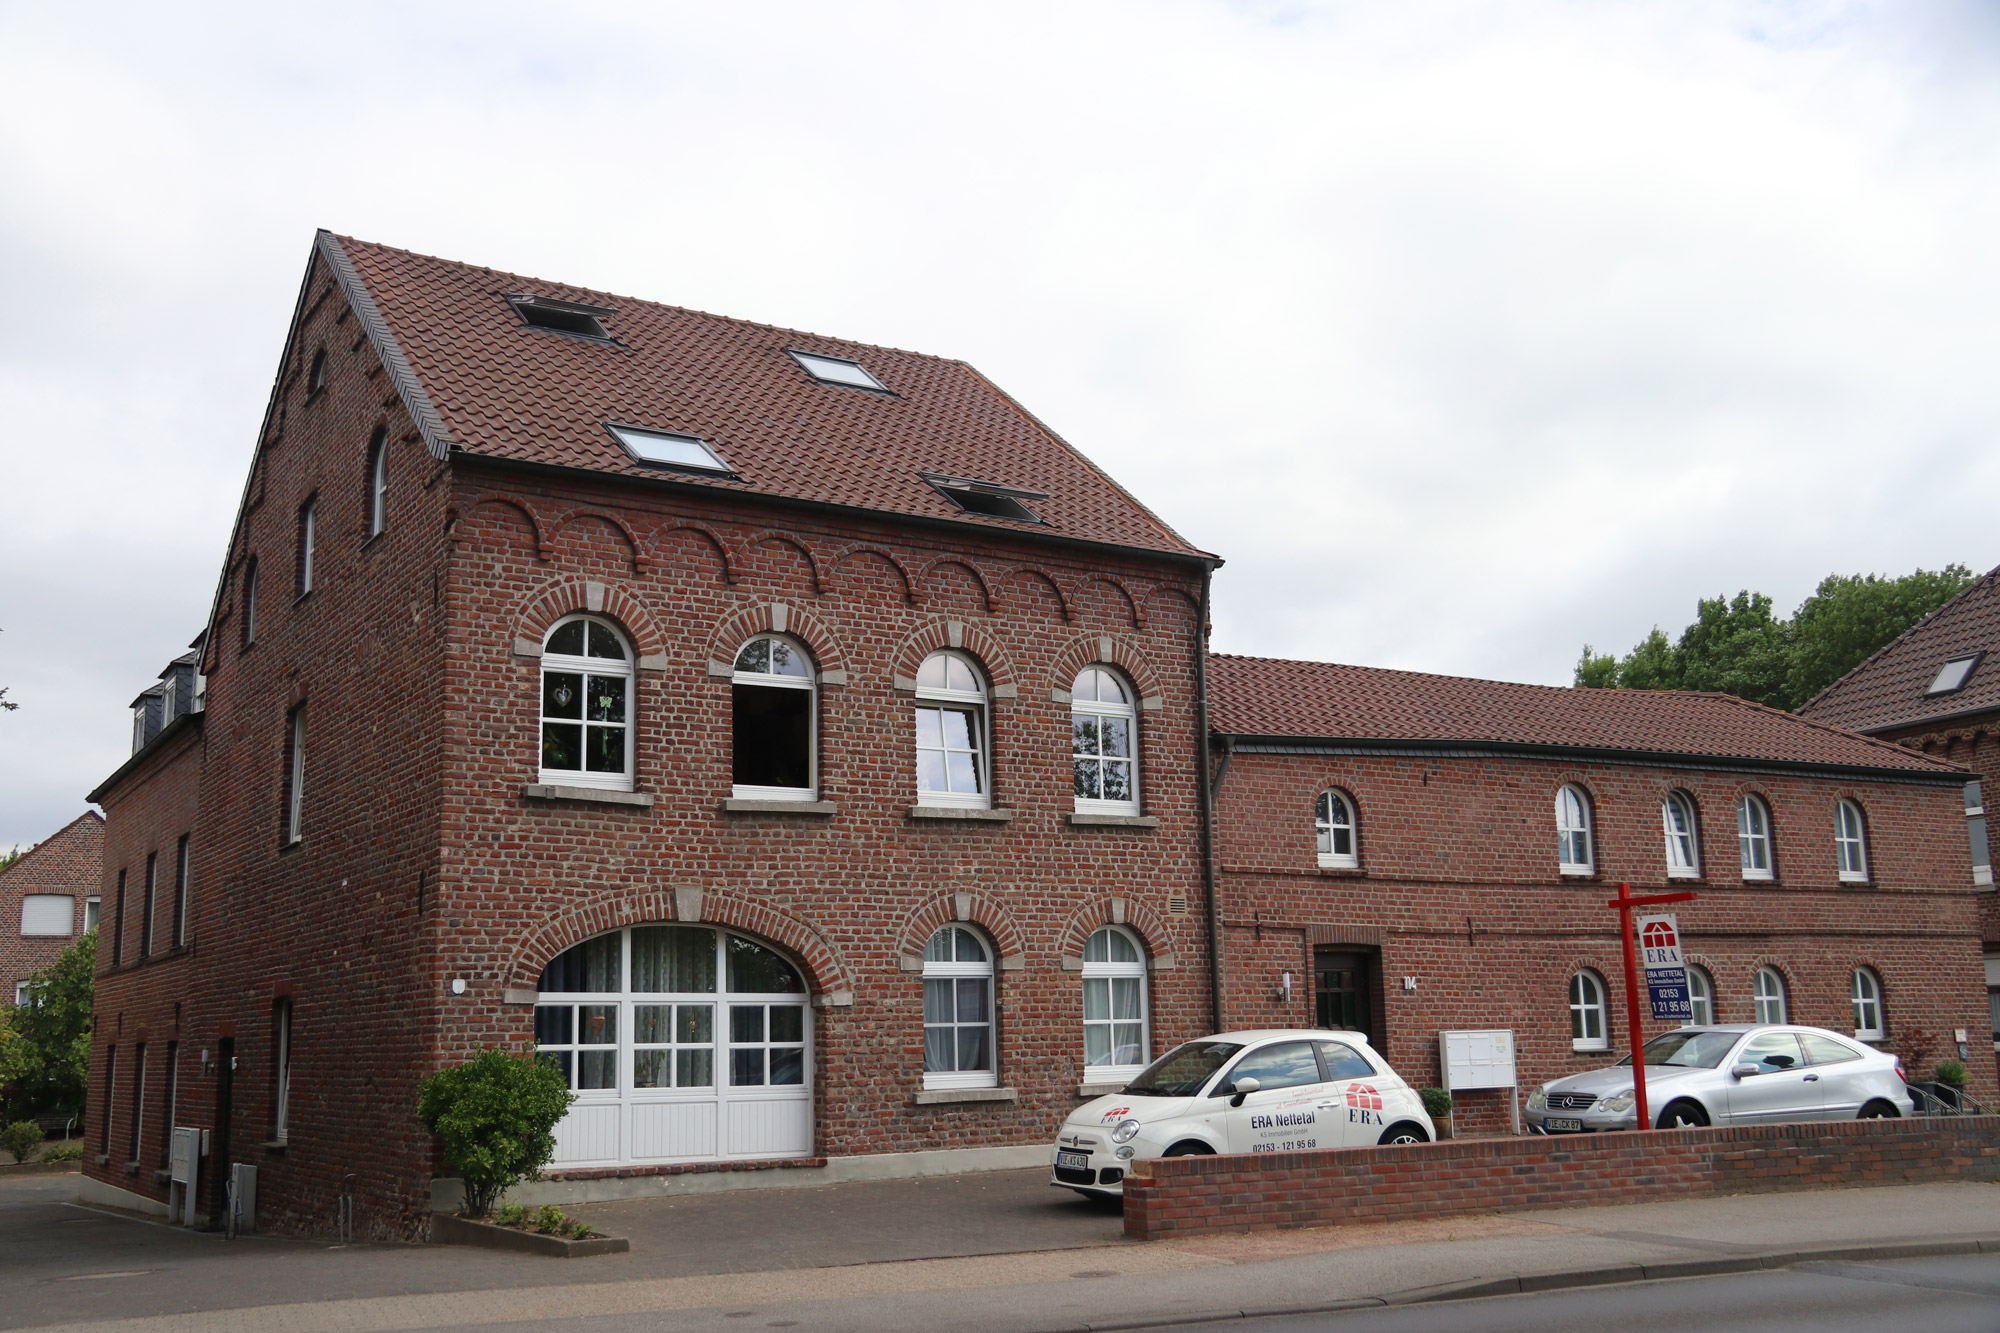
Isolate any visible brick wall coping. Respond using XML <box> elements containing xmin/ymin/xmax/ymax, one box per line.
<box><xmin>541</xmin><ymin>1156</ymin><xmax>828</xmax><ymax>1182</ymax></box>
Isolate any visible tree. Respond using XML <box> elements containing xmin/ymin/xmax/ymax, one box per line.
<box><xmin>1786</xmin><ymin>566</ymin><xmax>1975</xmax><ymax>705</ymax></box>
<box><xmin>1</xmin><ymin>930</ymin><xmax>95</xmax><ymax>1118</ymax></box>
<box><xmin>417</xmin><ymin>1046</ymin><xmax>574</xmax><ymax>1217</ymax></box>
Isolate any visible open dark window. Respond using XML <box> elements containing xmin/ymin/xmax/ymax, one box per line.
<box><xmin>731</xmin><ymin>636</ymin><xmax>815</xmax><ymax>799</ymax></box>
<box><xmin>507</xmin><ymin>294</ymin><xmax>617</xmax><ymax>341</ymax></box>
<box><xmin>923</xmin><ymin>474</ymin><xmax>1045</xmax><ymax>523</ymax></box>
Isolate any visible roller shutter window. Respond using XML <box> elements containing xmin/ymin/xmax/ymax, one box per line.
<box><xmin>20</xmin><ymin>895</ymin><xmax>75</xmax><ymax>936</ymax></box>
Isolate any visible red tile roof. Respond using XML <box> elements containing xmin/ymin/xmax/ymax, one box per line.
<box><xmin>1208</xmin><ymin>654</ymin><xmax>1962</xmax><ymax>776</ymax></box>
<box><xmin>1797</xmin><ymin>564</ymin><xmax>2000</xmax><ymax>734</ymax></box>
<box><xmin>324</xmin><ymin>234</ymin><xmax>1206</xmax><ymax>560</ymax></box>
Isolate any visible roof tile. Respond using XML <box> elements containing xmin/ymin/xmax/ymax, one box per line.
<box><xmin>1797</xmin><ymin>564</ymin><xmax>2000</xmax><ymax>733</ymax></box>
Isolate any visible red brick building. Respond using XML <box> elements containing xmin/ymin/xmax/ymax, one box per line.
<box><xmin>78</xmin><ymin>232</ymin><xmax>1993</xmax><ymax>1238</ymax></box>
<box><xmin>2</xmin><ymin>812</ymin><xmax>103</xmax><ymax>1007</ymax></box>
<box><xmin>1798</xmin><ymin>564</ymin><xmax>2000</xmax><ymax>1054</ymax></box>
<box><xmin>1207</xmin><ymin>655</ymin><xmax>1992</xmax><ymax>1134</ymax></box>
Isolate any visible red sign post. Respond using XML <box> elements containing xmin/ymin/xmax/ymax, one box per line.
<box><xmin>1608</xmin><ymin>882</ymin><xmax>1697</xmax><ymax>1133</ymax></box>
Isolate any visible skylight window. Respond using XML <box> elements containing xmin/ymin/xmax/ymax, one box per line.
<box><xmin>924</xmin><ymin>474</ymin><xmax>1045</xmax><ymax>524</ymax></box>
<box><xmin>508</xmin><ymin>294</ymin><xmax>615</xmax><ymax>341</ymax></box>
<box><xmin>608</xmin><ymin>424</ymin><xmax>731</xmax><ymax>474</ymax></box>
<box><xmin>1926</xmin><ymin>652</ymin><xmax>1982</xmax><ymax>696</ymax></box>
<box><xmin>788</xmin><ymin>350</ymin><xmax>888</xmax><ymax>391</ymax></box>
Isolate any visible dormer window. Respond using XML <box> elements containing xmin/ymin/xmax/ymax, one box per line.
<box><xmin>507</xmin><ymin>294</ymin><xmax>616</xmax><ymax>341</ymax></box>
<box><xmin>787</xmin><ymin>350</ymin><xmax>887</xmax><ymax>391</ymax></box>
<box><xmin>608</xmin><ymin>424</ymin><xmax>732</xmax><ymax>475</ymax></box>
<box><xmin>923</xmin><ymin>474</ymin><xmax>1044</xmax><ymax>524</ymax></box>
<box><xmin>1926</xmin><ymin>653</ymin><xmax>1982</xmax><ymax>696</ymax></box>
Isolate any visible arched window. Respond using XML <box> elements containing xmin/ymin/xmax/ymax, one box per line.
<box><xmin>1851</xmin><ymin>967</ymin><xmax>1885</xmax><ymax>1040</ymax></box>
<box><xmin>307</xmin><ymin>348</ymin><xmax>327</xmax><ymax>395</ymax></box>
<box><xmin>1570</xmin><ymin>971</ymin><xmax>1608</xmax><ymax>1051</ymax></box>
<box><xmin>732</xmin><ymin>635</ymin><xmax>816</xmax><ymax>800</ymax></box>
<box><xmin>1753</xmin><ymin>966</ymin><xmax>1788</xmax><ymax>1024</ymax></box>
<box><xmin>1556</xmin><ymin>786</ymin><xmax>1594</xmax><ymax>875</ymax></box>
<box><xmin>1071</xmin><ymin>667</ymin><xmax>1137</xmax><ymax>814</ymax></box>
<box><xmin>540</xmin><ymin>615</ymin><xmax>633</xmax><ymax>791</ymax></box>
<box><xmin>922</xmin><ymin>925</ymin><xmax>994</xmax><ymax>1089</ymax></box>
<box><xmin>1835</xmin><ymin>801</ymin><xmax>1869</xmax><ymax>882</ymax></box>
<box><xmin>1738</xmin><ymin>795</ymin><xmax>1774</xmax><ymax>880</ymax></box>
<box><xmin>915</xmin><ymin>652</ymin><xmax>988</xmax><ymax>808</ymax></box>
<box><xmin>1662</xmin><ymin>792</ymin><xmax>1700</xmax><ymax>878</ymax></box>
<box><xmin>367</xmin><ymin>429</ymin><xmax>388</xmax><ymax>538</ymax></box>
<box><xmin>1316</xmin><ymin>791</ymin><xmax>1358</xmax><ymax>868</ymax></box>
<box><xmin>242</xmin><ymin>556</ymin><xmax>259</xmax><ymax>646</ymax></box>
<box><xmin>1082</xmin><ymin>927</ymin><xmax>1148</xmax><ymax>1081</ymax></box>
<box><xmin>1686</xmin><ymin>964</ymin><xmax>1715</xmax><ymax>1026</ymax></box>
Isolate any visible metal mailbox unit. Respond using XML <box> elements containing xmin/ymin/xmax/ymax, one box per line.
<box><xmin>1439</xmin><ymin>1029</ymin><xmax>1520</xmax><ymax>1134</ymax></box>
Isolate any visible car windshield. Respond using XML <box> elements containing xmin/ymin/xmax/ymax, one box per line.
<box><xmin>1615</xmin><ymin>1030</ymin><xmax>1741</xmax><ymax>1069</ymax></box>
<box><xmin>1123</xmin><ymin>1041</ymin><xmax>1244</xmax><ymax>1096</ymax></box>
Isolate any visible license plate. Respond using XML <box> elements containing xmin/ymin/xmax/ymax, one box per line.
<box><xmin>1545</xmin><ymin>1117</ymin><xmax>1584</xmax><ymax>1133</ymax></box>
<box><xmin>1056</xmin><ymin>1150</ymin><xmax>1090</xmax><ymax>1171</ymax></box>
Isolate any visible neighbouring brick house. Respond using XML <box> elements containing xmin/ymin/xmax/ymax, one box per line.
<box><xmin>1206</xmin><ymin>656</ymin><xmax>1993</xmax><ymax>1134</ymax></box>
<box><xmin>1797</xmin><ymin>563</ymin><xmax>2000</xmax><ymax>1054</ymax></box>
<box><xmin>79</xmin><ymin>231</ymin><xmax>1993</xmax><ymax>1238</ymax></box>
<box><xmin>2</xmin><ymin>812</ymin><xmax>103</xmax><ymax>1007</ymax></box>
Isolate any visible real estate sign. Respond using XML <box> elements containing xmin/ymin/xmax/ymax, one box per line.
<box><xmin>1636</xmin><ymin>912</ymin><xmax>1692</xmax><ymax>1022</ymax></box>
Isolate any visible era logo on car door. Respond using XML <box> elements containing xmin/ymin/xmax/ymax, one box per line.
<box><xmin>1344</xmin><ymin>1082</ymin><xmax>1386</xmax><ymax>1128</ymax></box>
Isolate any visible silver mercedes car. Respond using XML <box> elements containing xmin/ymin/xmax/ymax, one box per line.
<box><xmin>1525</xmin><ymin>1024</ymin><xmax>1912</xmax><ymax>1133</ymax></box>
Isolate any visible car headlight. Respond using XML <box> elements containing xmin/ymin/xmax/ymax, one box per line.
<box><xmin>1110</xmin><ymin>1118</ymin><xmax>1142</xmax><ymax>1145</ymax></box>
<box><xmin>1526</xmin><ymin>1088</ymin><xmax>1547</xmax><ymax>1111</ymax></box>
<box><xmin>1597</xmin><ymin>1091</ymin><xmax>1635</xmax><ymax>1114</ymax></box>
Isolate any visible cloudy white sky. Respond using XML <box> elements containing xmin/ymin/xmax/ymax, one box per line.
<box><xmin>2</xmin><ymin>1</ymin><xmax>1997</xmax><ymax>850</ymax></box>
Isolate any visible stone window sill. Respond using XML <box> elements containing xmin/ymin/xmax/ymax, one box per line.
<box><xmin>153</xmin><ymin>1168</ymin><xmax>173</xmax><ymax>1185</ymax></box>
<box><xmin>909</xmin><ymin>806</ymin><xmax>1015</xmax><ymax>823</ymax></box>
<box><xmin>1077</xmin><ymin>1083</ymin><xmax>1127</xmax><ymax>1097</ymax></box>
<box><xmin>522</xmin><ymin>784</ymin><xmax>654</xmax><ymax>807</ymax></box>
<box><xmin>262</xmin><ymin>1140</ymin><xmax>288</xmax><ymax>1154</ymax></box>
<box><xmin>1068</xmin><ymin>813</ymin><xmax>1158</xmax><ymax>828</ymax></box>
<box><xmin>123</xmin><ymin>1160</ymin><xmax>141</xmax><ymax>1176</ymax></box>
<box><xmin>94</xmin><ymin>1154</ymin><xmax>110</xmax><ymax>1167</ymax></box>
<box><xmin>722</xmin><ymin>799</ymin><xmax>837</xmax><ymax>815</ymax></box>
<box><xmin>913</xmin><ymin>1087</ymin><xmax>1019</xmax><ymax>1105</ymax></box>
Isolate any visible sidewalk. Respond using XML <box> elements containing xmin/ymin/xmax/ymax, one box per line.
<box><xmin>6</xmin><ymin>1172</ymin><xmax>1997</xmax><ymax>1333</ymax></box>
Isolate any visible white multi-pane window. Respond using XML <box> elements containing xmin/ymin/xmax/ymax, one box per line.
<box><xmin>367</xmin><ymin>430</ymin><xmax>389</xmax><ymax>538</ymax></box>
<box><xmin>1071</xmin><ymin>667</ymin><xmax>1138</xmax><ymax>814</ymax></box>
<box><xmin>1663</xmin><ymin>792</ymin><xmax>1700</xmax><ymax>878</ymax></box>
<box><xmin>285</xmin><ymin>707</ymin><xmax>306</xmax><ymax>845</ymax></box>
<box><xmin>914</xmin><ymin>653</ymin><xmax>988</xmax><ymax>808</ymax></box>
<box><xmin>1556</xmin><ymin>786</ymin><xmax>1594</xmax><ymax>875</ymax></box>
<box><xmin>1753</xmin><ymin>966</ymin><xmax>1788</xmax><ymax>1024</ymax></box>
<box><xmin>1835</xmin><ymin>801</ymin><xmax>1869</xmax><ymax>882</ymax></box>
<box><xmin>731</xmin><ymin>635</ymin><xmax>816</xmax><ymax>800</ymax></box>
<box><xmin>1570</xmin><ymin>971</ymin><xmax>1608</xmax><ymax>1051</ymax></box>
<box><xmin>1686</xmin><ymin>965</ymin><xmax>1715</xmax><ymax>1025</ymax></box>
<box><xmin>1738</xmin><ymin>795</ymin><xmax>1774</xmax><ymax>880</ymax></box>
<box><xmin>1081</xmin><ymin>927</ymin><xmax>1148</xmax><ymax>1082</ymax></box>
<box><xmin>922</xmin><ymin>925</ymin><xmax>995</xmax><ymax>1089</ymax></box>
<box><xmin>1316</xmin><ymin>791</ymin><xmax>1358</xmax><ymax>868</ymax></box>
<box><xmin>540</xmin><ymin>616</ymin><xmax>633</xmax><ymax>791</ymax></box>
<box><xmin>1851</xmin><ymin>967</ymin><xmax>1885</xmax><ymax>1040</ymax></box>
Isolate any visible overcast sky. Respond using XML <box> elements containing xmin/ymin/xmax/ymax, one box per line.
<box><xmin>2</xmin><ymin>1</ymin><xmax>1998</xmax><ymax>850</ymax></box>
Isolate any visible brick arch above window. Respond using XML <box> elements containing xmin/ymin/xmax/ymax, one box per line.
<box><xmin>542</xmin><ymin>507</ymin><xmax>646</xmax><ymax>576</ymax></box>
<box><xmin>996</xmin><ymin>565</ymin><xmax>1074</xmax><ymax>621</ymax></box>
<box><xmin>913</xmin><ymin>555</ymin><xmax>999</xmax><ymax>613</ymax></box>
<box><xmin>888</xmin><ymin>620</ymin><xmax>1018</xmax><ymax>696</ymax></box>
<box><xmin>449</xmin><ymin>494</ymin><xmax>548</xmax><ymax>557</ymax></box>
<box><xmin>513</xmin><ymin>577</ymin><xmax>669</xmax><ymax>667</ymax></box>
<box><xmin>728</xmin><ymin>529</ymin><xmax>826</xmax><ymax>595</ymax></box>
<box><xmin>1054</xmin><ymin>896</ymin><xmax>1181</xmax><ymax>970</ymax></box>
<box><xmin>825</xmin><ymin>542</ymin><xmax>918</xmax><ymax>604</ymax></box>
<box><xmin>1048</xmin><ymin>633</ymin><xmax>1165</xmax><ymax>712</ymax></box>
<box><xmin>638</xmin><ymin>520</ymin><xmax>734</xmax><ymax>583</ymax></box>
<box><xmin>1142</xmin><ymin>582</ymin><xmax>1202</xmax><ymax>625</ymax></box>
<box><xmin>1076</xmin><ymin>575</ymin><xmax>1144</xmax><ymax>628</ymax></box>
<box><xmin>704</xmin><ymin>602</ymin><xmax>851</xmax><ymax>683</ymax></box>
<box><xmin>894</xmin><ymin>891</ymin><xmax>1027</xmax><ymax>975</ymax></box>
<box><xmin>506</xmin><ymin>886</ymin><xmax>855</xmax><ymax>1004</ymax></box>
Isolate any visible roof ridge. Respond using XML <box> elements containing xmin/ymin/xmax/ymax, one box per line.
<box><xmin>0</xmin><ymin>810</ymin><xmax>103</xmax><ymax>882</ymax></box>
<box><xmin>1798</xmin><ymin>561</ymin><xmax>2000</xmax><ymax>715</ymax></box>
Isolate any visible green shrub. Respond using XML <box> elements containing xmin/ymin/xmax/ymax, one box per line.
<box><xmin>492</xmin><ymin>1201</ymin><xmax>529</xmax><ymax>1227</ymax></box>
<box><xmin>564</xmin><ymin>1218</ymin><xmax>594</xmax><ymax>1240</ymax></box>
<box><xmin>1936</xmin><ymin>1060</ymin><xmax>1968</xmax><ymax>1088</ymax></box>
<box><xmin>42</xmin><ymin>1142</ymin><xmax>83</xmax><ymax>1163</ymax></box>
<box><xmin>1418</xmin><ymin>1088</ymin><xmax>1453</xmax><ymax>1120</ymax></box>
<box><xmin>416</xmin><ymin>1047</ymin><xmax>575</xmax><ymax>1218</ymax></box>
<box><xmin>535</xmin><ymin>1204</ymin><xmax>567</xmax><ymax>1235</ymax></box>
<box><xmin>0</xmin><ymin>1121</ymin><xmax>44</xmax><ymax>1164</ymax></box>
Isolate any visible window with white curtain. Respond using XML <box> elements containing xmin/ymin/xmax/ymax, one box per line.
<box><xmin>1753</xmin><ymin>966</ymin><xmax>1788</xmax><ymax>1024</ymax></box>
<box><xmin>367</xmin><ymin>429</ymin><xmax>389</xmax><ymax>537</ymax></box>
<box><xmin>1556</xmin><ymin>786</ymin><xmax>1594</xmax><ymax>875</ymax></box>
<box><xmin>1662</xmin><ymin>792</ymin><xmax>1700</xmax><ymax>878</ymax></box>
<box><xmin>1686</xmin><ymin>965</ymin><xmax>1715</xmax><ymax>1025</ymax></box>
<box><xmin>1081</xmin><ymin>927</ymin><xmax>1148</xmax><ymax>1082</ymax></box>
<box><xmin>1738</xmin><ymin>795</ymin><xmax>1774</xmax><ymax>880</ymax></box>
<box><xmin>1570</xmin><ymin>971</ymin><xmax>1608</xmax><ymax>1051</ymax></box>
<box><xmin>542</xmin><ymin>616</ymin><xmax>635</xmax><ymax>791</ymax></box>
<box><xmin>1835</xmin><ymin>801</ymin><xmax>1869</xmax><ymax>882</ymax></box>
<box><xmin>1851</xmin><ymin>967</ymin><xmax>1885</xmax><ymax>1040</ymax></box>
<box><xmin>914</xmin><ymin>653</ymin><xmax>988</xmax><ymax>808</ymax></box>
<box><xmin>922</xmin><ymin>925</ymin><xmax>994</xmax><ymax>1089</ymax></box>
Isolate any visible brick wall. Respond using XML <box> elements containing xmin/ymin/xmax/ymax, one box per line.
<box><xmin>1123</xmin><ymin>1115</ymin><xmax>2000</xmax><ymax>1238</ymax></box>
<box><xmin>1892</xmin><ymin>719</ymin><xmax>1998</xmax><ymax>947</ymax></box>
<box><xmin>1</xmin><ymin>812</ymin><xmax>102</xmax><ymax>1006</ymax></box>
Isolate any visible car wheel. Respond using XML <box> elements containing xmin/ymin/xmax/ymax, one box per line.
<box><xmin>1658</xmin><ymin>1100</ymin><xmax>1709</xmax><ymax>1130</ymax></box>
<box><xmin>1163</xmin><ymin>1141</ymin><xmax>1213</xmax><ymax>1157</ymax></box>
<box><xmin>1858</xmin><ymin>1100</ymin><xmax>1900</xmax><ymax>1120</ymax></box>
<box><xmin>1378</xmin><ymin>1122</ymin><xmax>1430</xmax><ymax>1146</ymax></box>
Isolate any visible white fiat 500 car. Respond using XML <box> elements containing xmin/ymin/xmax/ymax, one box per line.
<box><xmin>1051</xmin><ymin>1029</ymin><xmax>1435</xmax><ymax>1199</ymax></box>
<box><xmin>1525</xmin><ymin>1024</ymin><xmax>1912</xmax><ymax>1134</ymax></box>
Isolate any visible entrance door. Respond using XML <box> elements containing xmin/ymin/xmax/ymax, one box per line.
<box><xmin>1315</xmin><ymin>949</ymin><xmax>1377</xmax><ymax>1046</ymax></box>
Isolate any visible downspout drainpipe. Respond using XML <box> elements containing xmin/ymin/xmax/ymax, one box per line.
<box><xmin>1194</xmin><ymin>565</ymin><xmax>1223</xmax><ymax>1034</ymax></box>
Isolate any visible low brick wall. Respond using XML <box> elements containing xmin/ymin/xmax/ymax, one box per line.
<box><xmin>1122</xmin><ymin>1117</ymin><xmax>2000</xmax><ymax>1240</ymax></box>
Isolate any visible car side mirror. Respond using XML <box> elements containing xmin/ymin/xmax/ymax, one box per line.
<box><xmin>1229</xmin><ymin>1076</ymin><xmax>1261</xmax><ymax>1107</ymax></box>
<box><xmin>1732</xmin><ymin>1062</ymin><xmax>1761</xmax><ymax>1079</ymax></box>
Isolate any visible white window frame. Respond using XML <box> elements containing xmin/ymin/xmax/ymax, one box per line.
<box><xmin>243</xmin><ymin>557</ymin><xmax>260</xmax><ymax>646</ymax></box>
<box><xmin>539</xmin><ymin>615</ymin><xmax>636</xmax><ymax>793</ymax></box>
<box><xmin>272</xmin><ymin>1000</ymin><xmax>292</xmax><ymax>1145</ymax></box>
<box><xmin>1686</xmin><ymin>964</ymin><xmax>1714</xmax><ymax>1026</ymax></box>
<box><xmin>1570</xmin><ymin>970</ymin><xmax>1609</xmax><ymax>1051</ymax></box>
<box><xmin>1753</xmin><ymin>966</ymin><xmax>1788</xmax><ymax>1024</ymax></box>
<box><xmin>20</xmin><ymin>894</ymin><xmax>75</xmax><ymax>937</ymax></box>
<box><xmin>1738</xmin><ymin>795</ymin><xmax>1774</xmax><ymax>881</ymax></box>
<box><xmin>173</xmin><ymin>835</ymin><xmax>190</xmax><ymax>949</ymax></box>
<box><xmin>298</xmin><ymin>498</ymin><xmax>316</xmax><ymax>596</ymax></box>
<box><xmin>729</xmin><ymin>633</ymin><xmax>817</xmax><ymax>802</ymax></box>
<box><xmin>1851</xmin><ymin>967</ymin><xmax>1885</xmax><ymax>1040</ymax></box>
<box><xmin>368</xmin><ymin>432</ymin><xmax>388</xmax><ymax>537</ymax></box>
<box><xmin>1081</xmin><ymin>927</ymin><xmax>1149</xmax><ymax>1084</ymax></box>
<box><xmin>922</xmin><ymin>925</ymin><xmax>996</xmax><ymax>1090</ymax></box>
<box><xmin>914</xmin><ymin>652</ymin><xmax>990</xmax><ymax>810</ymax></box>
<box><xmin>1663</xmin><ymin>792</ymin><xmax>1700</xmax><ymax>878</ymax></box>
<box><xmin>1070</xmin><ymin>667</ymin><xmax>1139</xmax><ymax>816</ymax></box>
<box><xmin>1316</xmin><ymin>790</ymin><xmax>1359</xmax><ymax>869</ymax></box>
<box><xmin>84</xmin><ymin>896</ymin><xmax>100</xmax><ymax>932</ymax></box>
<box><xmin>1556</xmin><ymin>785</ymin><xmax>1594</xmax><ymax>876</ymax></box>
<box><xmin>285</xmin><ymin>707</ymin><xmax>306</xmax><ymax>844</ymax></box>
<box><xmin>13</xmin><ymin>981</ymin><xmax>31</xmax><ymax>1006</ymax></box>
<box><xmin>1835</xmin><ymin>800</ymin><xmax>1869</xmax><ymax>883</ymax></box>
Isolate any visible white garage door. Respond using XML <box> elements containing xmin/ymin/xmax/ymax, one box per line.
<box><xmin>20</xmin><ymin>895</ymin><xmax>75</xmax><ymax>936</ymax></box>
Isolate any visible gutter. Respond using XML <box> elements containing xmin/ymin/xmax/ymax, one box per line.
<box><xmin>1194</xmin><ymin>566</ymin><xmax>1223</xmax><ymax>1034</ymax></box>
